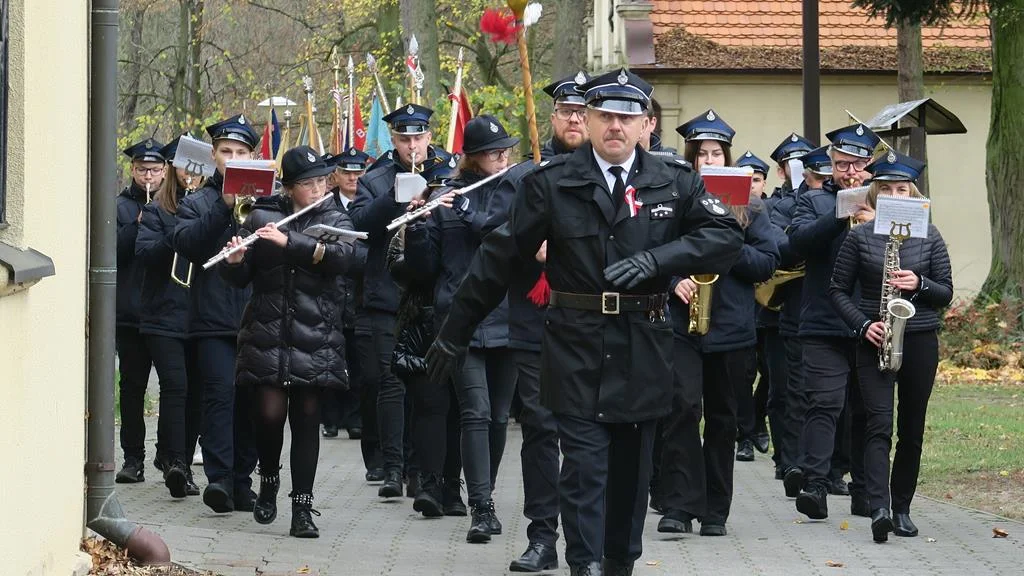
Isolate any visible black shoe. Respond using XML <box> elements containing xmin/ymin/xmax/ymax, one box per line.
<box><xmin>163</xmin><ymin>460</ymin><xmax>189</xmax><ymax>499</ymax></box>
<box><xmin>489</xmin><ymin>505</ymin><xmax>503</xmax><ymax>535</ymax></box>
<box><xmin>774</xmin><ymin>465</ymin><xmax>785</xmax><ymax>480</ymax></box>
<box><xmin>602</xmin><ymin>557</ymin><xmax>633</xmax><ymax>576</ymax></box>
<box><xmin>796</xmin><ymin>483</ymin><xmax>828</xmax><ymax>520</ymax></box>
<box><xmin>467</xmin><ymin>501</ymin><xmax>495</xmax><ymax>543</ymax></box>
<box><xmin>378</xmin><ymin>471</ymin><xmax>403</xmax><ymax>498</ymax></box>
<box><xmin>347</xmin><ymin>427</ymin><xmax>362</xmax><ymax>440</ymax></box>
<box><xmin>202</xmin><ymin>481</ymin><xmax>235</xmax><ymax>513</ymax></box>
<box><xmin>699</xmin><ymin>523</ymin><xmax>727</xmax><ymax>536</ymax></box>
<box><xmin>827</xmin><ymin>476</ymin><xmax>850</xmax><ymax>496</ymax></box>
<box><xmin>412</xmin><ymin>473</ymin><xmax>444</xmax><ymax>518</ymax></box>
<box><xmin>893</xmin><ymin>512</ymin><xmax>919</xmax><ymax>537</ymax></box>
<box><xmin>289</xmin><ymin>493</ymin><xmax>321</xmax><ymax>538</ymax></box>
<box><xmin>442</xmin><ymin>477</ymin><xmax>467</xmax><ymax>516</ymax></box>
<box><xmin>871</xmin><ymin>508</ymin><xmax>894</xmax><ymax>543</ymax></box>
<box><xmin>850</xmin><ymin>492</ymin><xmax>871</xmax><ymax>518</ymax></box>
<box><xmin>649</xmin><ymin>493</ymin><xmax>666</xmax><ymax>515</ymax></box>
<box><xmin>115</xmin><ymin>458</ymin><xmax>145</xmax><ymax>484</ymax></box>
<box><xmin>185</xmin><ymin>470</ymin><xmax>201</xmax><ymax>496</ymax></box>
<box><xmin>509</xmin><ymin>541</ymin><xmax>559</xmax><ymax>572</ymax></box>
<box><xmin>754</xmin><ymin>432</ymin><xmax>771</xmax><ymax>454</ymax></box>
<box><xmin>365</xmin><ymin>467</ymin><xmax>385</xmax><ymax>483</ymax></box>
<box><xmin>736</xmin><ymin>440</ymin><xmax>755</xmax><ymax>462</ymax></box>
<box><xmin>322</xmin><ymin>424</ymin><xmax>338</xmax><ymax>438</ymax></box>
<box><xmin>405</xmin><ymin>473</ymin><xmax>419</xmax><ymax>498</ymax></box>
<box><xmin>783</xmin><ymin>467</ymin><xmax>804</xmax><ymax>498</ymax></box>
<box><xmin>153</xmin><ymin>455</ymin><xmax>166</xmax><ymax>473</ymax></box>
<box><xmin>657</xmin><ymin>510</ymin><xmax>694</xmax><ymax>534</ymax></box>
<box><xmin>254</xmin><ymin>468</ymin><xmax>280</xmax><ymax>525</ymax></box>
<box><xmin>569</xmin><ymin>562</ymin><xmax>603</xmax><ymax>576</ymax></box>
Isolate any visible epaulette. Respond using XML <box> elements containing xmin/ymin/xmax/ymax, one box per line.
<box><xmin>659</xmin><ymin>154</ymin><xmax>693</xmax><ymax>172</ymax></box>
<box><xmin>533</xmin><ymin>154</ymin><xmax>568</xmax><ymax>172</ymax></box>
<box><xmin>365</xmin><ymin>150</ymin><xmax>395</xmax><ymax>174</ymax></box>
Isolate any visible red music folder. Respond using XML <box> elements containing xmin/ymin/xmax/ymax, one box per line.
<box><xmin>700</xmin><ymin>166</ymin><xmax>754</xmax><ymax>206</ymax></box>
<box><xmin>223</xmin><ymin>160</ymin><xmax>277</xmax><ymax>197</ymax></box>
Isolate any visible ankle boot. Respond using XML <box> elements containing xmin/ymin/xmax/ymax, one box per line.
<box><xmin>289</xmin><ymin>493</ymin><xmax>321</xmax><ymax>538</ymax></box>
<box><xmin>467</xmin><ymin>501</ymin><xmax>495</xmax><ymax>543</ymax></box>
<box><xmin>413</xmin><ymin>473</ymin><xmax>444</xmax><ymax>518</ymax></box>
<box><xmin>442</xmin><ymin>477</ymin><xmax>467</xmax><ymax>516</ymax></box>
<box><xmin>253</xmin><ymin>467</ymin><xmax>280</xmax><ymax>525</ymax></box>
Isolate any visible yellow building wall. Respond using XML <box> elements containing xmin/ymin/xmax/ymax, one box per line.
<box><xmin>0</xmin><ymin>0</ymin><xmax>90</xmax><ymax>574</ymax></box>
<box><xmin>650</xmin><ymin>73</ymin><xmax>992</xmax><ymax>299</ymax></box>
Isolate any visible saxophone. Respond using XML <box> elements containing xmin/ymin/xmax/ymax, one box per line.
<box><xmin>687</xmin><ymin>274</ymin><xmax>719</xmax><ymax>335</ymax></box>
<box><xmin>878</xmin><ymin>222</ymin><xmax>916</xmax><ymax>372</ymax></box>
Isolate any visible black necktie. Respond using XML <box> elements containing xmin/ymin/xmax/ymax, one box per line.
<box><xmin>608</xmin><ymin>166</ymin><xmax>626</xmax><ymax>209</ymax></box>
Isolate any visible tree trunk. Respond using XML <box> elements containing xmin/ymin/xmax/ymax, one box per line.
<box><xmin>171</xmin><ymin>0</ymin><xmax>190</xmax><ymax>127</ymax></box>
<box><xmin>980</xmin><ymin>0</ymin><xmax>1024</xmax><ymax>300</ymax></box>
<box><xmin>186</xmin><ymin>0</ymin><xmax>205</xmax><ymax>131</ymax></box>
<box><xmin>120</xmin><ymin>2</ymin><xmax>148</xmax><ymax>131</ymax></box>
<box><xmin>553</xmin><ymin>0</ymin><xmax>589</xmax><ymax>79</ymax></box>
<box><xmin>896</xmin><ymin>18</ymin><xmax>928</xmax><ymax>195</ymax></box>
<box><xmin>400</xmin><ymin>0</ymin><xmax>441</xmax><ymax>107</ymax></box>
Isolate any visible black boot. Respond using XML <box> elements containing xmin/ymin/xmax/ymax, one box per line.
<box><xmin>871</xmin><ymin>508</ymin><xmax>894</xmax><ymax>543</ymax></box>
<box><xmin>509</xmin><ymin>541</ymin><xmax>558</xmax><ymax>572</ymax></box>
<box><xmin>185</xmin><ymin>469</ymin><xmax>201</xmax><ymax>496</ymax></box>
<box><xmin>412</xmin><ymin>473</ymin><xmax>444</xmax><ymax>518</ymax></box>
<box><xmin>347</xmin><ymin>427</ymin><xmax>362</xmax><ymax>440</ymax></box>
<box><xmin>569</xmin><ymin>562</ymin><xmax>603</xmax><ymax>576</ymax></box>
<box><xmin>442</xmin><ymin>477</ymin><xmax>467</xmax><ymax>516</ymax></box>
<box><xmin>254</xmin><ymin>468</ymin><xmax>280</xmax><ymax>525</ymax></box>
<box><xmin>378</xmin><ymin>470</ymin><xmax>403</xmax><ymax>498</ymax></box>
<box><xmin>115</xmin><ymin>457</ymin><xmax>145</xmax><ymax>484</ymax></box>
<box><xmin>602</xmin><ymin>557</ymin><xmax>633</xmax><ymax>576</ymax></box>
<box><xmin>657</xmin><ymin>509</ymin><xmax>694</xmax><ymax>534</ymax></box>
<box><xmin>365</xmin><ymin>467</ymin><xmax>385</xmax><ymax>482</ymax></box>
<box><xmin>489</xmin><ymin>503</ymin><xmax>503</xmax><ymax>535</ymax></box>
<box><xmin>234</xmin><ymin>485</ymin><xmax>257</xmax><ymax>512</ymax></box>
<box><xmin>289</xmin><ymin>493</ymin><xmax>321</xmax><ymax>538</ymax></box>
<box><xmin>796</xmin><ymin>481</ymin><xmax>828</xmax><ymax>520</ymax></box>
<box><xmin>203</xmin><ymin>480</ymin><xmax>235</xmax><ymax>513</ymax></box>
<box><xmin>827</xmin><ymin>476</ymin><xmax>850</xmax><ymax>496</ymax></box>
<box><xmin>754</xmin><ymin>431</ymin><xmax>771</xmax><ymax>454</ymax></box>
<box><xmin>893</xmin><ymin>512</ymin><xmax>919</xmax><ymax>537</ymax></box>
<box><xmin>736</xmin><ymin>439</ymin><xmax>755</xmax><ymax>462</ymax></box>
<box><xmin>467</xmin><ymin>501</ymin><xmax>495</xmax><ymax>543</ymax></box>
<box><xmin>163</xmin><ymin>459</ymin><xmax>189</xmax><ymax>499</ymax></box>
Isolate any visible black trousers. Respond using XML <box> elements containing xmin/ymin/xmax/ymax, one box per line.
<box><xmin>797</xmin><ymin>336</ymin><xmax>865</xmax><ymax>489</ymax></box>
<box><xmin>145</xmin><ymin>335</ymin><xmax>202</xmax><ymax>464</ymax></box>
<box><xmin>557</xmin><ymin>414</ymin><xmax>655</xmax><ymax>568</ymax></box>
<box><xmin>352</xmin><ymin>328</ymin><xmax>382</xmax><ymax>471</ymax></box>
<box><xmin>761</xmin><ymin>328</ymin><xmax>791</xmax><ymax>467</ymax></box>
<box><xmin>857</xmin><ymin>331</ymin><xmax>938</xmax><ymax>512</ymax></box>
<box><xmin>323</xmin><ymin>328</ymin><xmax>363</xmax><ymax>431</ymax></box>
<box><xmin>369</xmin><ymin>310</ymin><xmax>406</xmax><ymax>474</ymax></box>
<box><xmin>515</xmin><ymin>349</ymin><xmax>560</xmax><ymax>546</ymax></box>
<box><xmin>781</xmin><ymin>335</ymin><xmax>807</xmax><ymax>472</ymax></box>
<box><xmin>192</xmin><ymin>336</ymin><xmax>258</xmax><ymax>491</ymax></box>
<box><xmin>656</xmin><ymin>336</ymin><xmax>707</xmax><ymax>520</ymax></box>
<box><xmin>407</xmin><ymin>370</ymin><xmax>462</xmax><ymax>479</ymax></box>
<box><xmin>116</xmin><ymin>326</ymin><xmax>153</xmax><ymax>462</ymax></box>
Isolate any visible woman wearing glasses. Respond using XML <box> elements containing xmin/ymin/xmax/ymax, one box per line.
<box><xmin>219</xmin><ymin>146</ymin><xmax>357</xmax><ymax>538</ymax></box>
<box><xmin>404</xmin><ymin>115</ymin><xmax>520</xmax><ymax>543</ymax></box>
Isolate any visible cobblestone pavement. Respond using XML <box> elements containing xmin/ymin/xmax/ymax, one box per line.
<box><xmin>114</xmin><ymin>411</ymin><xmax>1024</xmax><ymax>576</ymax></box>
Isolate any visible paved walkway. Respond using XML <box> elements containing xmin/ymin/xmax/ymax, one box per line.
<box><xmin>115</xmin><ymin>407</ymin><xmax>1024</xmax><ymax>576</ymax></box>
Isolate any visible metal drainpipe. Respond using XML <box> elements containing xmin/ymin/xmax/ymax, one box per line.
<box><xmin>85</xmin><ymin>0</ymin><xmax>170</xmax><ymax>563</ymax></box>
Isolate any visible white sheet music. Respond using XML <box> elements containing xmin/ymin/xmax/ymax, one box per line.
<box><xmin>787</xmin><ymin>158</ymin><xmax>804</xmax><ymax>190</ymax></box>
<box><xmin>873</xmin><ymin>196</ymin><xmax>930</xmax><ymax>238</ymax></box>
<box><xmin>835</xmin><ymin>186</ymin><xmax>869</xmax><ymax>218</ymax></box>
<box><xmin>172</xmin><ymin>135</ymin><xmax>216</xmax><ymax>177</ymax></box>
<box><xmin>302</xmin><ymin>224</ymin><xmax>369</xmax><ymax>244</ymax></box>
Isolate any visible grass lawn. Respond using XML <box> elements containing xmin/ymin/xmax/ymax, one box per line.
<box><xmin>917</xmin><ymin>381</ymin><xmax>1024</xmax><ymax>519</ymax></box>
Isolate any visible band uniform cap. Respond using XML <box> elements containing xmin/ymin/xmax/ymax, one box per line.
<box><xmin>736</xmin><ymin>151</ymin><xmax>769</xmax><ymax>176</ymax></box>
<box><xmin>800</xmin><ymin>145</ymin><xmax>833</xmax><ymax>176</ymax></box>
<box><xmin>579</xmin><ymin>68</ymin><xmax>652</xmax><ymax>116</ymax></box>
<box><xmin>383</xmin><ymin>103</ymin><xmax>434</xmax><ymax>135</ymax></box>
<box><xmin>825</xmin><ymin>123</ymin><xmax>881</xmax><ymax>159</ymax></box>
<box><xmin>329</xmin><ymin>147</ymin><xmax>371</xmax><ymax>172</ymax></box>
<box><xmin>865</xmin><ymin>150</ymin><xmax>926</xmax><ymax>182</ymax></box>
<box><xmin>281</xmin><ymin>145</ymin><xmax>336</xmax><ymax>185</ymax></box>
<box><xmin>122</xmin><ymin>138</ymin><xmax>166</xmax><ymax>163</ymax></box>
<box><xmin>461</xmin><ymin>115</ymin><xmax>520</xmax><ymax>154</ymax></box>
<box><xmin>205</xmin><ymin>113</ymin><xmax>260</xmax><ymax>150</ymax></box>
<box><xmin>770</xmin><ymin>132</ymin><xmax>815</xmax><ymax>164</ymax></box>
<box><xmin>676</xmin><ymin>109</ymin><xmax>735</xmax><ymax>145</ymax></box>
<box><xmin>543</xmin><ymin>70</ymin><xmax>590</xmax><ymax>106</ymax></box>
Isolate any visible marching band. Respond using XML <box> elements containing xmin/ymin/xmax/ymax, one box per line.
<box><xmin>114</xmin><ymin>52</ymin><xmax>952</xmax><ymax>575</ymax></box>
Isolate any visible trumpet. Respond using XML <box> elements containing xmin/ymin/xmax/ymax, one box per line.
<box><xmin>687</xmin><ymin>274</ymin><xmax>718</xmax><ymax>335</ymax></box>
<box><xmin>386</xmin><ymin>164</ymin><xmax>515</xmax><ymax>232</ymax></box>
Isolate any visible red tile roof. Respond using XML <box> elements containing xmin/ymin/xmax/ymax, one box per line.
<box><xmin>651</xmin><ymin>0</ymin><xmax>990</xmax><ymax>49</ymax></box>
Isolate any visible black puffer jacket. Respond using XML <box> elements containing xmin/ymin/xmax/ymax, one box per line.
<box><xmin>116</xmin><ymin>183</ymin><xmax>149</xmax><ymax>327</ymax></box>
<box><xmin>829</xmin><ymin>222</ymin><xmax>953</xmax><ymax>337</ymax></box>
<box><xmin>387</xmin><ymin>229</ymin><xmax>436</xmax><ymax>379</ymax></box>
<box><xmin>136</xmin><ymin>194</ymin><xmax>189</xmax><ymax>338</ymax></box>
<box><xmin>220</xmin><ymin>195</ymin><xmax>356</xmax><ymax>389</ymax></box>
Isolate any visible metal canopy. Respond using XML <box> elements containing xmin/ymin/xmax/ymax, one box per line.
<box><xmin>864</xmin><ymin>98</ymin><xmax>967</xmax><ymax>136</ymax></box>
<box><xmin>257</xmin><ymin>96</ymin><xmax>297</xmax><ymax>107</ymax></box>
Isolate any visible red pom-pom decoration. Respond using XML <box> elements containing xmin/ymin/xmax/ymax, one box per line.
<box><xmin>480</xmin><ymin>8</ymin><xmax>520</xmax><ymax>45</ymax></box>
<box><xmin>526</xmin><ymin>270</ymin><xmax>551</xmax><ymax>307</ymax></box>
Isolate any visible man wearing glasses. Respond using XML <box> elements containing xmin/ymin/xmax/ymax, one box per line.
<box><xmin>787</xmin><ymin>124</ymin><xmax>881</xmax><ymax>521</ymax></box>
<box><xmin>115</xmin><ymin>138</ymin><xmax>165</xmax><ymax>483</ymax></box>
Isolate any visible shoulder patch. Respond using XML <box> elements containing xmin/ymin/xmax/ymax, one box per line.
<box><xmin>669</xmin><ymin>157</ymin><xmax>693</xmax><ymax>172</ymax></box>
<box><xmin>534</xmin><ymin>155</ymin><xmax>567</xmax><ymax>172</ymax></box>
<box><xmin>699</xmin><ymin>196</ymin><xmax>729</xmax><ymax>216</ymax></box>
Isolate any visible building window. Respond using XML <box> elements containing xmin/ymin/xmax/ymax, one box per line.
<box><xmin>0</xmin><ymin>0</ymin><xmax>8</xmax><ymax>227</ymax></box>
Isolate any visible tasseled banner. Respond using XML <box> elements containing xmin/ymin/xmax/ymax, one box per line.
<box><xmin>480</xmin><ymin>8</ymin><xmax>520</xmax><ymax>45</ymax></box>
<box><xmin>526</xmin><ymin>271</ymin><xmax>550</xmax><ymax>307</ymax></box>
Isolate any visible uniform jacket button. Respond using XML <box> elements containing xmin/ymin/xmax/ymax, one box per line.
<box><xmin>597</xmin><ymin>412</ymin><xmax>605</xmax><ymax>419</ymax></box>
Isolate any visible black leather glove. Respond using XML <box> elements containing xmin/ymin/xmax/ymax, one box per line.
<box><xmin>425</xmin><ymin>337</ymin><xmax>467</xmax><ymax>384</ymax></box>
<box><xmin>603</xmin><ymin>250</ymin><xmax>658</xmax><ymax>290</ymax></box>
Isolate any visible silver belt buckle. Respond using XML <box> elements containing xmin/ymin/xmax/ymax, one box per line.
<box><xmin>601</xmin><ymin>292</ymin><xmax>620</xmax><ymax>315</ymax></box>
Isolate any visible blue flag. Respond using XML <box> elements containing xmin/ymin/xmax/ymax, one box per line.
<box><xmin>270</xmin><ymin>108</ymin><xmax>281</xmax><ymax>159</ymax></box>
<box><xmin>365</xmin><ymin>95</ymin><xmax>393</xmax><ymax>159</ymax></box>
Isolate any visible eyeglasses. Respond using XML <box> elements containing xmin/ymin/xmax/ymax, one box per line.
<box><xmin>834</xmin><ymin>160</ymin><xmax>868</xmax><ymax>172</ymax></box>
<box><xmin>485</xmin><ymin>148</ymin><xmax>511</xmax><ymax>161</ymax></box>
<box><xmin>295</xmin><ymin>176</ymin><xmax>328</xmax><ymax>189</ymax></box>
<box><xmin>133</xmin><ymin>166</ymin><xmax>166</xmax><ymax>176</ymax></box>
<box><xmin>553</xmin><ymin>108</ymin><xmax>585</xmax><ymax>121</ymax></box>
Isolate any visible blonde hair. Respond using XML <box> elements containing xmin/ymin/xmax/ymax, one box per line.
<box><xmin>156</xmin><ymin>169</ymin><xmax>204</xmax><ymax>214</ymax></box>
<box><xmin>867</xmin><ymin>180</ymin><xmax>923</xmax><ymax>209</ymax></box>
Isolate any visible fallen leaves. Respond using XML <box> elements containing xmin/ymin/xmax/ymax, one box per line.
<box><xmin>839</xmin><ymin>520</ymin><xmax>849</xmax><ymax>531</ymax></box>
<box><xmin>993</xmin><ymin>527</ymin><xmax>1010</xmax><ymax>538</ymax></box>
<box><xmin>927</xmin><ymin>537</ymin><xmax>938</xmax><ymax>543</ymax></box>
<box><xmin>80</xmin><ymin>537</ymin><xmax>210</xmax><ymax>575</ymax></box>
<box><xmin>825</xmin><ymin>560</ymin><xmax>845</xmax><ymax>568</ymax></box>
<box><xmin>645</xmin><ymin>560</ymin><xmax>662</xmax><ymax>567</ymax></box>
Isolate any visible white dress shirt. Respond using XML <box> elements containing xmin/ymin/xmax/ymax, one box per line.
<box><xmin>592</xmin><ymin>148</ymin><xmax>637</xmax><ymax>195</ymax></box>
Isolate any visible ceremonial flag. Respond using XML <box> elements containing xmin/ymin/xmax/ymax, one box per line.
<box><xmin>448</xmin><ymin>85</ymin><xmax>473</xmax><ymax>155</ymax></box>
<box><xmin>260</xmin><ymin>123</ymin><xmax>273</xmax><ymax>160</ymax></box>
<box><xmin>329</xmin><ymin>88</ymin><xmax>344</xmax><ymax>155</ymax></box>
<box><xmin>259</xmin><ymin>108</ymin><xmax>282</xmax><ymax>161</ymax></box>
<box><xmin>352</xmin><ymin>96</ymin><xmax>366</xmax><ymax>151</ymax></box>
<box><xmin>365</xmin><ymin>95</ymin><xmax>393</xmax><ymax>159</ymax></box>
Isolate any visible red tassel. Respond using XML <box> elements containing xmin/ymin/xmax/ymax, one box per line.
<box><xmin>526</xmin><ymin>271</ymin><xmax>551</xmax><ymax>307</ymax></box>
<box><xmin>480</xmin><ymin>8</ymin><xmax>520</xmax><ymax>45</ymax></box>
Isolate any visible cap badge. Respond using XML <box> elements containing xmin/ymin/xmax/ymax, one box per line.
<box><xmin>238</xmin><ymin>114</ymin><xmax>246</xmax><ymax>125</ymax></box>
<box><xmin>406</xmin><ymin>105</ymin><xmax>415</xmax><ymax>115</ymax></box>
<box><xmin>574</xmin><ymin>71</ymin><xmax>587</xmax><ymax>85</ymax></box>
<box><xmin>145</xmin><ymin>139</ymin><xmax>154</xmax><ymax>149</ymax></box>
<box><xmin>307</xmin><ymin>151</ymin><xmax>316</xmax><ymax>163</ymax></box>
<box><xmin>856</xmin><ymin>124</ymin><xmax>864</xmax><ymax>136</ymax></box>
<box><xmin>350</xmin><ymin>148</ymin><xmax>357</xmax><ymax>156</ymax></box>
<box><xmin>887</xmin><ymin>150</ymin><xmax>897</xmax><ymax>163</ymax></box>
<box><xmin>617</xmin><ymin>70</ymin><xmax>628</xmax><ymax>85</ymax></box>
<box><xmin>745</xmin><ymin>151</ymin><xmax>752</xmax><ymax>157</ymax></box>
<box><xmin>489</xmin><ymin>122</ymin><xmax>499</xmax><ymax>133</ymax></box>
<box><xmin>449</xmin><ymin>156</ymin><xmax>457</xmax><ymax>168</ymax></box>
<box><xmin>791</xmin><ymin>133</ymin><xmax>799</xmax><ymax>142</ymax></box>
<box><xmin>707</xmin><ymin>110</ymin><xmax>716</xmax><ymax>121</ymax></box>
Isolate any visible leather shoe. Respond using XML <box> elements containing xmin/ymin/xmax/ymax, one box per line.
<box><xmin>602</xmin><ymin>557</ymin><xmax>633</xmax><ymax>576</ymax></box>
<box><xmin>783</xmin><ymin>467</ymin><xmax>804</xmax><ymax>498</ymax></box>
<box><xmin>736</xmin><ymin>439</ymin><xmax>755</xmax><ymax>462</ymax></box>
<box><xmin>202</xmin><ymin>481</ymin><xmax>235</xmax><ymax>513</ymax></box>
<box><xmin>115</xmin><ymin>458</ymin><xmax>145</xmax><ymax>484</ymax></box>
<box><xmin>796</xmin><ymin>483</ymin><xmax>828</xmax><ymax>520</ymax></box>
<box><xmin>322</xmin><ymin>424</ymin><xmax>338</xmax><ymax>438</ymax></box>
<box><xmin>347</xmin><ymin>427</ymin><xmax>362</xmax><ymax>440</ymax></box>
<box><xmin>827</xmin><ymin>476</ymin><xmax>850</xmax><ymax>496</ymax></box>
<box><xmin>774</xmin><ymin>465</ymin><xmax>785</xmax><ymax>481</ymax></box>
<box><xmin>871</xmin><ymin>508</ymin><xmax>894</xmax><ymax>543</ymax></box>
<box><xmin>569</xmin><ymin>562</ymin><xmax>603</xmax><ymax>576</ymax></box>
<box><xmin>893</xmin><ymin>513</ymin><xmax>919</xmax><ymax>537</ymax></box>
<box><xmin>365</xmin><ymin>467</ymin><xmax>385</xmax><ymax>482</ymax></box>
<box><xmin>754</xmin><ymin>432</ymin><xmax>771</xmax><ymax>454</ymax></box>
<box><xmin>657</xmin><ymin>510</ymin><xmax>693</xmax><ymax>534</ymax></box>
<box><xmin>378</xmin><ymin>471</ymin><xmax>403</xmax><ymax>498</ymax></box>
<box><xmin>699</xmin><ymin>523</ymin><xmax>727</xmax><ymax>536</ymax></box>
<box><xmin>509</xmin><ymin>542</ymin><xmax>558</xmax><ymax>572</ymax></box>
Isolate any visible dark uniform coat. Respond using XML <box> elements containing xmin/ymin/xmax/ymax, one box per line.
<box><xmin>510</xmin><ymin>143</ymin><xmax>744</xmax><ymax>423</ymax></box>
<box><xmin>769</xmin><ymin>182</ymin><xmax>808</xmax><ymax>338</ymax></box>
<box><xmin>116</xmin><ymin>182</ymin><xmax>149</xmax><ymax>328</ymax></box>
<box><xmin>135</xmin><ymin>194</ymin><xmax>189</xmax><ymax>338</ymax></box>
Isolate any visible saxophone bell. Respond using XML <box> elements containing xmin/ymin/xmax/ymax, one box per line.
<box><xmin>880</xmin><ymin>298</ymin><xmax>915</xmax><ymax>372</ymax></box>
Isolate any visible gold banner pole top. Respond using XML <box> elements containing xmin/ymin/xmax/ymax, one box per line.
<box><xmin>507</xmin><ymin>0</ymin><xmax>541</xmax><ymax>162</ymax></box>
<box><xmin>446</xmin><ymin>48</ymin><xmax>466</xmax><ymax>153</ymax></box>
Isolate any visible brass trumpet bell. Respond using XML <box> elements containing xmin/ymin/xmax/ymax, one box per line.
<box><xmin>233</xmin><ymin>195</ymin><xmax>256</xmax><ymax>225</ymax></box>
<box><xmin>754</xmin><ymin>266</ymin><xmax>806</xmax><ymax>311</ymax></box>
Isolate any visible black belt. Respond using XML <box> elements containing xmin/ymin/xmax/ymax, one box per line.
<box><xmin>549</xmin><ymin>290</ymin><xmax>668</xmax><ymax>315</ymax></box>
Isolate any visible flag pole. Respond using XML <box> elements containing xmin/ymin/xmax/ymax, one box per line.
<box><xmin>508</xmin><ymin>0</ymin><xmax>541</xmax><ymax>162</ymax></box>
<box><xmin>303</xmin><ymin>76</ymin><xmax>319</xmax><ymax>153</ymax></box>
<box><xmin>446</xmin><ymin>48</ymin><xmax>465</xmax><ymax>152</ymax></box>
<box><xmin>407</xmin><ymin>35</ymin><xmax>424</xmax><ymax>106</ymax></box>
<box><xmin>366</xmin><ymin>53</ymin><xmax>391</xmax><ymax>115</ymax></box>
<box><xmin>347</xmin><ymin>55</ymin><xmax>356</xmax><ymax>150</ymax></box>
<box><xmin>330</xmin><ymin>48</ymin><xmax>344</xmax><ymax>154</ymax></box>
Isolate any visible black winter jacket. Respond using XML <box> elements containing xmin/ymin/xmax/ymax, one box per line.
<box><xmin>387</xmin><ymin>229</ymin><xmax>436</xmax><ymax>379</ymax></box>
<box><xmin>829</xmin><ymin>222</ymin><xmax>953</xmax><ymax>337</ymax></box>
<box><xmin>788</xmin><ymin>179</ymin><xmax>859</xmax><ymax>338</ymax></box>
<box><xmin>116</xmin><ymin>183</ymin><xmax>149</xmax><ymax>327</ymax></box>
<box><xmin>136</xmin><ymin>195</ymin><xmax>189</xmax><ymax>338</ymax></box>
<box><xmin>768</xmin><ymin>182</ymin><xmax>807</xmax><ymax>337</ymax></box>
<box><xmin>220</xmin><ymin>195</ymin><xmax>355</xmax><ymax>389</ymax></box>
<box><xmin>172</xmin><ymin>173</ymin><xmax>251</xmax><ymax>338</ymax></box>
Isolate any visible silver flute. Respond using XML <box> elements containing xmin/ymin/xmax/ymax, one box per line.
<box><xmin>386</xmin><ymin>164</ymin><xmax>517</xmax><ymax>232</ymax></box>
